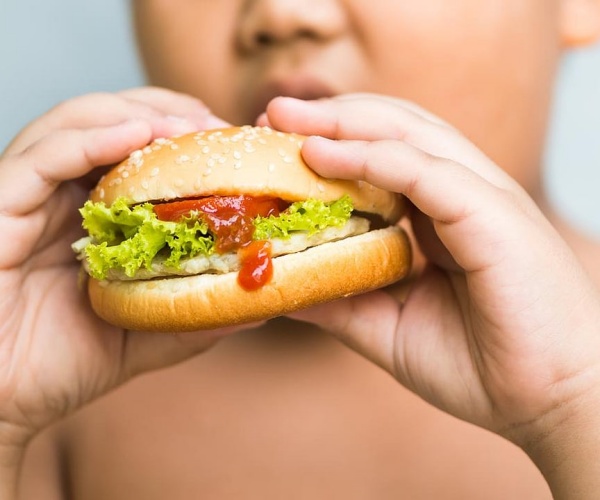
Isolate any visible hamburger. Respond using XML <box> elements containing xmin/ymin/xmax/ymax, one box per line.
<box><xmin>72</xmin><ymin>125</ymin><xmax>411</xmax><ymax>332</ymax></box>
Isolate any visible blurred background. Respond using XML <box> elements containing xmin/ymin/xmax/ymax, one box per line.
<box><xmin>1</xmin><ymin>1</ymin><xmax>599</xmax><ymax>235</ymax></box>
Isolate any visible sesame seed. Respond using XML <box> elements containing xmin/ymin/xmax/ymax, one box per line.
<box><xmin>207</xmin><ymin>159</ymin><xmax>216</xmax><ymax>168</ymax></box>
<box><xmin>283</xmin><ymin>156</ymin><xmax>293</xmax><ymax>164</ymax></box>
<box><xmin>201</xmin><ymin>146</ymin><xmax>210</xmax><ymax>154</ymax></box>
<box><xmin>317</xmin><ymin>183</ymin><xmax>325</xmax><ymax>192</ymax></box>
<box><xmin>204</xmin><ymin>168</ymin><xmax>212</xmax><ymax>176</ymax></box>
<box><xmin>233</xmin><ymin>160</ymin><xmax>242</xmax><ymax>170</ymax></box>
<box><xmin>141</xmin><ymin>180</ymin><xmax>149</xmax><ymax>190</ymax></box>
<box><xmin>268</xmin><ymin>163</ymin><xmax>276</xmax><ymax>173</ymax></box>
<box><xmin>150</xmin><ymin>167</ymin><xmax>160</xmax><ymax>177</ymax></box>
<box><xmin>122</xmin><ymin>171</ymin><xmax>130</xmax><ymax>178</ymax></box>
<box><xmin>170</xmin><ymin>144</ymin><xmax>180</xmax><ymax>150</ymax></box>
<box><xmin>99</xmin><ymin>188</ymin><xmax>105</xmax><ymax>199</ymax></box>
<box><xmin>233</xmin><ymin>150</ymin><xmax>242</xmax><ymax>160</ymax></box>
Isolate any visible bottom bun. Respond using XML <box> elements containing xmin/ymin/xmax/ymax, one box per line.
<box><xmin>88</xmin><ymin>226</ymin><xmax>411</xmax><ymax>332</ymax></box>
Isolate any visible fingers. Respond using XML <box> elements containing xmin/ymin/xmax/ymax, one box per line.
<box><xmin>302</xmin><ymin>135</ymin><xmax>489</xmax><ymax>222</ymax></box>
<box><xmin>290</xmin><ymin>291</ymin><xmax>404</xmax><ymax>375</ymax></box>
<box><xmin>117</xmin><ymin>87</ymin><xmax>227</xmax><ymax>126</ymax></box>
<box><xmin>0</xmin><ymin>87</ymin><xmax>232</xmax><ymax>216</ymax></box>
<box><xmin>302</xmin><ymin>133</ymin><xmax>552</xmax><ymax>275</ymax></box>
<box><xmin>263</xmin><ymin>94</ymin><xmax>548</xmax><ymax>273</ymax></box>
<box><xmin>3</xmin><ymin>87</ymin><xmax>229</xmax><ymax>157</ymax></box>
<box><xmin>119</xmin><ymin>322</ymin><xmax>265</xmax><ymax>379</ymax></box>
<box><xmin>265</xmin><ymin>95</ymin><xmax>513</xmax><ymax>189</ymax></box>
<box><xmin>289</xmin><ymin>269</ymin><xmax>470</xmax><ymax>402</ymax></box>
<box><xmin>265</xmin><ymin>93</ymin><xmax>452</xmax><ymax>140</ymax></box>
<box><xmin>0</xmin><ymin>120</ymin><xmax>153</xmax><ymax>216</ymax></box>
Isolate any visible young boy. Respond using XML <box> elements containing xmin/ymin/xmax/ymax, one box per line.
<box><xmin>2</xmin><ymin>1</ymin><xmax>600</xmax><ymax>498</ymax></box>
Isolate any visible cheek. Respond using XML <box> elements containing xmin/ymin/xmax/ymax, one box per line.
<box><xmin>362</xmin><ymin>6</ymin><xmax>561</xmax><ymax>186</ymax></box>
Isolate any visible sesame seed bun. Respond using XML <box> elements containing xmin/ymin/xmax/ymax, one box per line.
<box><xmin>86</xmin><ymin>126</ymin><xmax>411</xmax><ymax>332</ymax></box>
<box><xmin>91</xmin><ymin>125</ymin><xmax>403</xmax><ymax>223</ymax></box>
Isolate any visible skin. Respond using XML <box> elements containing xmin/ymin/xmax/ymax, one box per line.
<box><xmin>133</xmin><ymin>0</ymin><xmax>600</xmax><ymax>279</ymax></box>
<box><xmin>266</xmin><ymin>94</ymin><xmax>600</xmax><ymax>498</ymax></box>
<box><xmin>1</xmin><ymin>0</ymin><xmax>600</xmax><ymax>498</ymax></box>
<box><xmin>135</xmin><ymin>1</ymin><xmax>559</xmax><ymax>191</ymax></box>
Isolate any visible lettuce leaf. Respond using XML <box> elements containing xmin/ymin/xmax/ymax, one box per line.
<box><xmin>78</xmin><ymin>199</ymin><xmax>213</xmax><ymax>279</ymax></box>
<box><xmin>253</xmin><ymin>196</ymin><xmax>353</xmax><ymax>240</ymax></box>
<box><xmin>76</xmin><ymin>195</ymin><xmax>354</xmax><ymax>280</ymax></box>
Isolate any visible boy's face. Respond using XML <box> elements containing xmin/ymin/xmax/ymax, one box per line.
<box><xmin>133</xmin><ymin>1</ymin><xmax>572</xmax><ymax>187</ymax></box>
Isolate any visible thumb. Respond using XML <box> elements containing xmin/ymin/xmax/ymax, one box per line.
<box><xmin>289</xmin><ymin>291</ymin><xmax>402</xmax><ymax>375</ymax></box>
<box><xmin>118</xmin><ymin>322</ymin><xmax>264</xmax><ymax>380</ymax></box>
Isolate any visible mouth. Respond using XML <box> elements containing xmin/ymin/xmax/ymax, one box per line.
<box><xmin>250</xmin><ymin>76</ymin><xmax>337</xmax><ymax>123</ymax></box>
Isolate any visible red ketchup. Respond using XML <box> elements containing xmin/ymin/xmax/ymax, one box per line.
<box><xmin>154</xmin><ymin>195</ymin><xmax>286</xmax><ymax>290</ymax></box>
<box><xmin>237</xmin><ymin>240</ymin><xmax>273</xmax><ymax>291</ymax></box>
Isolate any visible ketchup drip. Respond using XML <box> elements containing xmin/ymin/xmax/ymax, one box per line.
<box><xmin>237</xmin><ymin>240</ymin><xmax>273</xmax><ymax>291</ymax></box>
<box><xmin>154</xmin><ymin>195</ymin><xmax>287</xmax><ymax>290</ymax></box>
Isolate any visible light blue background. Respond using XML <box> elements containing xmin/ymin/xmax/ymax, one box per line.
<box><xmin>1</xmin><ymin>2</ymin><xmax>599</xmax><ymax>235</ymax></box>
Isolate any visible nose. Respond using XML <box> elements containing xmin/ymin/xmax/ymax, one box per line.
<box><xmin>237</xmin><ymin>0</ymin><xmax>347</xmax><ymax>53</ymax></box>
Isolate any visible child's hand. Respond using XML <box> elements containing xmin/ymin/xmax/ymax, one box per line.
<box><xmin>264</xmin><ymin>94</ymin><xmax>600</xmax><ymax>490</ymax></box>
<box><xmin>0</xmin><ymin>88</ymin><xmax>244</xmax><ymax>457</ymax></box>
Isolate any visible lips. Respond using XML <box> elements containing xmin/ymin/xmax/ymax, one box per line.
<box><xmin>250</xmin><ymin>76</ymin><xmax>337</xmax><ymax>123</ymax></box>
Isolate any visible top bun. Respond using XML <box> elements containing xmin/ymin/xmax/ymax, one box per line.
<box><xmin>91</xmin><ymin>126</ymin><xmax>403</xmax><ymax>223</ymax></box>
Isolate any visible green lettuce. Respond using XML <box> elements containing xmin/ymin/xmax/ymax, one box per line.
<box><xmin>253</xmin><ymin>196</ymin><xmax>353</xmax><ymax>240</ymax></box>
<box><xmin>78</xmin><ymin>199</ymin><xmax>214</xmax><ymax>279</ymax></box>
<box><xmin>76</xmin><ymin>195</ymin><xmax>353</xmax><ymax>280</ymax></box>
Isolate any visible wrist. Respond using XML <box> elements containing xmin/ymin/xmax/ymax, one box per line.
<box><xmin>518</xmin><ymin>388</ymin><xmax>600</xmax><ymax>499</ymax></box>
<box><xmin>0</xmin><ymin>444</ymin><xmax>25</xmax><ymax>499</ymax></box>
<box><xmin>0</xmin><ymin>421</ymin><xmax>32</xmax><ymax>498</ymax></box>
